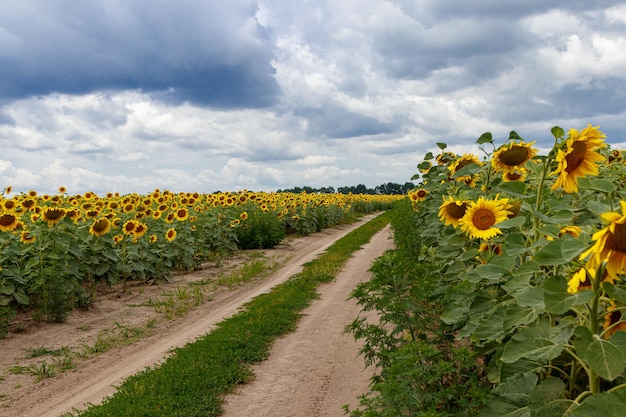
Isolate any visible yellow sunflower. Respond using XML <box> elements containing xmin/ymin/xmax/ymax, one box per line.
<box><xmin>448</xmin><ymin>154</ymin><xmax>482</xmax><ymax>185</ymax></box>
<box><xmin>567</xmin><ymin>267</ymin><xmax>593</xmax><ymax>294</ymax></box>
<box><xmin>459</xmin><ymin>197</ymin><xmax>511</xmax><ymax>239</ymax></box>
<box><xmin>438</xmin><ymin>196</ymin><xmax>469</xmax><ymax>227</ymax></box>
<box><xmin>551</xmin><ymin>124</ymin><xmax>607</xmax><ymax>193</ymax></box>
<box><xmin>502</xmin><ymin>170</ymin><xmax>527</xmax><ymax>182</ymax></box>
<box><xmin>580</xmin><ymin>200</ymin><xmax>626</xmax><ymax>281</ymax></box>
<box><xmin>42</xmin><ymin>207</ymin><xmax>66</xmax><ymax>226</ymax></box>
<box><xmin>122</xmin><ymin>219</ymin><xmax>139</xmax><ymax>235</ymax></box>
<box><xmin>174</xmin><ymin>208</ymin><xmax>189</xmax><ymax>221</ymax></box>
<box><xmin>149</xmin><ymin>234</ymin><xmax>158</xmax><ymax>243</ymax></box>
<box><xmin>0</xmin><ymin>211</ymin><xmax>19</xmax><ymax>232</ymax></box>
<box><xmin>491</xmin><ymin>141</ymin><xmax>537</xmax><ymax>174</ymax></box>
<box><xmin>240</xmin><ymin>212</ymin><xmax>249</xmax><ymax>221</ymax></box>
<box><xmin>133</xmin><ymin>222</ymin><xmax>148</xmax><ymax>238</ymax></box>
<box><xmin>604</xmin><ymin>301</ymin><xmax>626</xmax><ymax>339</ymax></box>
<box><xmin>166</xmin><ymin>228</ymin><xmax>177</xmax><ymax>242</ymax></box>
<box><xmin>436</xmin><ymin>151</ymin><xmax>456</xmax><ymax>165</ymax></box>
<box><xmin>89</xmin><ymin>218</ymin><xmax>111</xmax><ymax>237</ymax></box>
<box><xmin>20</xmin><ymin>230</ymin><xmax>36</xmax><ymax>244</ymax></box>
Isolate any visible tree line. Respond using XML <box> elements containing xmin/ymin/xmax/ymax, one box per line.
<box><xmin>277</xmin><ymin>182</ymin><xmax>415</xmax><ymax>195</ymax></box>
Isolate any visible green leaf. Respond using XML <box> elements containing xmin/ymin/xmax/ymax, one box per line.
<box><xmin>551</xmin><ymin>126</ymin><xmax>565</xmax><ymax>139</ymax></box>
<box><xmin>528</xmin><ymin>377</ymin><xmax>572</xmax><ymax>416</ymax></box>
<box><xmin>602</xmin><ymin>282</ymin><xmax>626</xmax><ymax>304</ymax></box>
<box><xmin>495</xmin><ymin>181</ymin><xmax>529</xmax><ymax>198</ymax></box>
<box><xmin>567</xmin><ymin>387</ymin><xmax>626</xmax><ymax>416</ymax></box>
<box><xmin>543</xmin><ymin>275</ymin><xmax>594</xmax><ymax>314</ymax></box>
<box><xmin>512</xmin><ymin>287</ymin><xmax>545</xmax><ymax>310</ymax></box>
<box><xmin>533</xmin><ymin>237</ymin><xmax>588</xmax><ymax>266</ymax></box>
<box><xmin>509</xmin><ymin>131</ymin><xmax>523</xmax><ymax>141</ymax></box>
<box><xmin>503</xmin><ymin>304</ymin><xmax>538</xmax><ymax>332</ymax></box>
<box><xmin>410</xmin><ymin>173</ymin><xmax>420</xmax><ymax>180</ymax></box>
<box><xmin>0</xmin><ymin>281</ymin><xmax>15</xmax><ymax>296</ymax></box>
<box><xmin>477</xmin><ymin>132</ymin><xmax>493</xmax><ymax>144</ymax></box>
<box><xmin>13</xmin><ymin>291</ymin><xmax>29</xmax><ymax>305</ymax></box>
<box><xmin>483</xmin><ymin>373</ymin><xmax>537</xmax><ymax>417</ymax></box>
<box><xmin>578</xmin><ymin>177</ymin><xmax>617</xmax><ymax>194</ymax></box>
<box><xmin>498</xmin><ymin>216</ymin><xmax>527</xmax><ymax>229</ymax></box>
<box><xmin>534</xmin><ymin>209</ymin><xmax>574</xmax><ymax>225</ymax></box>
<box><xmin>575</xmin><ymin>326</ymin><xmax>625</xmax><ymax>381</ymax></box>
<box><xmin>436</xmin><ymin>142</ymin><xmax>447</xmax><ymax>150</ymax></box>
<box><xmin>501</xmin><ymin>319</ymin><xmax>569</xmax><ymax>363</ymax></box>
<box><xmin>586</xmin><ymin>200</ymin><xmax>611</xmax><ymax>215</ymax></box>
<box><xmin>452</xmin><ymin>162</ymin><xmax>482</xmax><ymax>178</ymax></box>
<box><xmin>417</xmin><ymin>161</ymin><xmax>432</xmax><ymax>171</ymax></box>
<box><xmin>474</xmin><ymin>263</ymin><xmax>510</xmax><ymax>281</ymax></box>
<box><xmin>423</xmin><ymin>151</ymin><xmax>434</xmax><ymax>160</ymax></box>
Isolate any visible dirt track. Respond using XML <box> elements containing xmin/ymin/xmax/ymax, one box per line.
<box><xmin>0</xmin><ymin>214</ymin><xmax>392</xmax><ymax>417</ymax></box>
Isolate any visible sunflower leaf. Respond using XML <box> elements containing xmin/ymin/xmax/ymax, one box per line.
<box><xmin>575</xmin><ymin>326</ymin><xmax>625</xmax><ymax>381</ymax></box>
<box><xmin>477</xmin><ymin>132</ymin><xmax>493</xmax><ymax>144</ymax></box>
<box><xmin>566</xmin><ymin>388</ymin><xmax>626</xmax><ymax>417</ymax></box>
<box><xmin>533</xmin><ymin>237</ymin><xmax>588</xmax><ymax>266</ymax></box>
<box><xmin>452</xmin><ymin>162</ymin><xmax>482</xmax><ymax>178</ymax></box>
<box><xmin>543</xmin><ymin>275</ymin><xmax>594</xmax><ymax>314</ymax></box>
<box><xmin>436</xmin><ymin>142</ymin><xmax>447</xmax><ymax>150</ymax></box>
<box><xmin>551</xmin><ymin>126</ymin><xmax>565</xmax><ymax>139</ymax></box>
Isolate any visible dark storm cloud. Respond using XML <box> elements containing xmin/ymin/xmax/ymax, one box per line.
<box><xmin>0</xmin><ymin>0</ymin><xmax>280</xmax><ymax>108</ymax></box>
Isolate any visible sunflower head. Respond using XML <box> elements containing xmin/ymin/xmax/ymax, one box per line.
<box><xmin>89</xmin><ymin>218</ymin><xmax>111</xmax><ymax>237</ymax></box>
<box><xmin>492</xmin><ymin>141</ymin><xmax>537</xmax><ymax>173</ymax></box>
<box><xmin>551</xmin><ymin>124</ymin><xmax>607</xmax><ymax>193</ymax></box>
<box><xmin>0</xmin><ymin>212</ymin><xmax>19</xmax><ymax>232</ymax></box>
<box><xmin>175</xmin><ymin>208</ymin><xmax>189</xmax><ymax>221</ymax></box>
<box><xmin>20</xmin><ymin>230</ymin><xmax>36</xmax><ymax>244</ymax></box>
<box><xmin>604</xmin><ymin>301</ymin><xmax>626</xmax><ymax>339</ymax></box>
<box><xmin>567</xmin><ymin>268</ymin><xmax>593</xmax><ymax>294</ymax></box>
<box><xmin>438</xmin><ymin>196</ymin><xmax>469</xmax><ymax>228</ymax></box>
<box><xmin>42</xmin><ymin>207</ymin><xmax>66</xmax><ymax>226</ymax></box>
<box><xmin>122</xmin><ymin>220</ymin><xmax>138</xmax><ymax>235</ymax></box>
<box><xmin>448</xmin><ymin>154</ymin><xmax>482</xmax><ymax>185</ymax></box>
<box><xmin>166</xmin><ymin>228</ymin><xmax>177</xmax><ymax>242</ymax></box>
<box><xmin>133</xmin><ymin>222</ymin><xmax>148</xmax><ymax>238</ymax></box>
<box><xmin>459</xmin><ymin>197</ymin><xmax>511</xmax><ymax>240</ymax></box>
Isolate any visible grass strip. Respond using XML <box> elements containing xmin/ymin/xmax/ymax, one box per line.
<box><xmin>69</xmin><ymin>212</ymin><xmax>390</xmax><ymax>417</ymax></box>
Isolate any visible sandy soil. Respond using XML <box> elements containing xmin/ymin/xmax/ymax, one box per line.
<box><xmin>0</xmin><ymin>213</ymin><xmax>391</xmax><ymax>417</ymax></box>
<box><xmin>221</xmin><ymin>223</ymin><xmax>394</xmax><ymax>417</ymax></box>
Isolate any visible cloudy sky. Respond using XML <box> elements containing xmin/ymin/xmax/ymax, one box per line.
<box><xmin>1</xmin><ymin>0</ymin><xmax>625</xmax><ymax>195</ymax></box>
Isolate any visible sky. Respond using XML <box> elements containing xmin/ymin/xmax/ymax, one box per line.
<box><xmin>1</xmin><ymin>0</ymin><xmax>626</xmax><ymax>195</ymax></box>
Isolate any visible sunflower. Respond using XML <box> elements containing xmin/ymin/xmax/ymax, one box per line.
<box><xmin>436</xmin><ymin>152</ymin><xmax>456</xmax><ymax>165</ymax></box>
<box><xmin>166</xmin><ymin>228</ymin><xmax>177</xmax><ymax>242</ymax></box>
<box><xmin>21</xmin><ymin>198</ymin><xmax>37</xmax><ymax>211</ymax></box>
<box><xmin>459</xmin><ymin>197</ymin><xmax>511</xmax><ymax>239</ymax></box>
<box><xmin>551</xmin><ymin>124</ymin><xmax>607</xmax><ymax>193</ymax></box>
<box><xmin>240</xmin><ymin>212</ymin><xmax>248</xmax><ymax>221</ymax></box>
<box><xmin>122</xmin><ymin>219</ymin><xmax>138</xmax><ymax>235</ymax></box>
<box><xmin>560</xmin><ymin>226</ymin><xmax>582</xmax><ymax>238</ymax></box>
<box><xmin>502</xmin><ymin>170</ymin><xmax>527</xmax><ymax>182</ymax></box>
<box><xmin>0</xmin><ymin>212</ymin><xmax>19</xmax><ymax>232</ymax></box>
<box><xmin>174</xmin><ymin>208</ymin><xmax>189</xmax><ymax>221</ymax></box>
<box><xmin>4</xmin><ymin>186</ymin><xmax>11</xmax><ymax>195</ymax></box>
<box><xmin>604</xmin><ymin>301</ymin><xmax>626</xmax><ymax>339</ymax></box>
<box><xmin>448</xmin><ymin>154</ymin><xmax>482</xmax><ymax>180</ymax></box>
<box><xmin>149</xmin><ymin>234</ymin><xmax>158</xmax><ymax>243</ymax></box>
<box><xmin>409</xmin><ymin>189</ymin><xmax>428</xmax><ymax>203</ymax></box>
<box><xmin>113</xmin><ymin>234</ymin><xmax>124</xmax><ymax>244</ymax></box>
<box><xmin>58</xmin><ymin>186</ymin><xmax>67</xmax><ymax>194</ymax></box>
<box><xmin>2</xmin><ymin>199</ymin><xmax>16</xmax><ymax>211</ymax></box>
<box><xmin>20</xmin><ymin>230</ymin><xmax>36</xmax><ymax>244</ymax></box>
<box><xmin>491</xmin><ymin>141</ymin><xmax>537</xmax><ymax>174</ymax></box>
<box><xmin>567</xmin><ymin>267</ymin><xmax>593</xmax><ymax>294</ymax></box>
<box><xmin>438</xmin><ymin>196</ymin><xmax>469</xmax><ymax>227</ymax></box>
<box><xmin>42</xmin><ymin>207</ymin><xmax>66</xmax><ymax>226</ymax></box>
<box><xmin>230</xmin><ymin>219</ymin><xmax>240</xmax><ymax>228</ymax></box>
<box><xmin>89</xmin><ymin>218</ymin><xmax>111</xmax><ymax>237</ymax></box>
<box><xmin>580</xmin><ymin>200</ymin><xmax>626</xmax><ymax>281</ymax></box>
<box><xmin>133</xmin><ymin>222</ymin><xmax>148</xmax><ymax>238</ymax></box>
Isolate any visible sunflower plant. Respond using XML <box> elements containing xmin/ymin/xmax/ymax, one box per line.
<box><xmin>409</xmin><ymin>125</ymin><xmax>626</xmax><ymax>414</ymax></box>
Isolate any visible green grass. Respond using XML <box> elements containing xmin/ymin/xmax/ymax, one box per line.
<box><xmin>69</xmin><ymin>212</ymin><xmax>390</xmax><ymax>417</ymax></box>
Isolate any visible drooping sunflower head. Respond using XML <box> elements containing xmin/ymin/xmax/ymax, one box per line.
<box><xmin>604</xmin><ymin>301</ymin><xmax>626</xmax><ymax>339</ymax></box>
<box><xmin>89</xmin><ymin>218</ymin><xmax>111</xmax><ymax>237</ymax></box>
<box><xmin>491</xmin><ymin>141</ymin><xmax>537</xmax><ymax>173</ymax></box>
<box><xmin>459</xmin><ymin>196</ymin><xmax>511</xmax><ymax>240</ymax></box>
<box><xmin>0</xmin><ymin>211</ymin><xmax>19</xmax><ymax>232</ymax></box>
<box><xmin>436</xmin><ymin>151</ymin><xmax>456</xmax><ymax>166</ymax></box>
<box><xmin>551</xmin><ymin>124</ymin><xmax>607</xmax><ymax>193</ymax></box>
<box><xmin>42</xmin><ymin>207</ymin><xmax>66</xmax><ymax>226</ymax></box>
<box><xmin>438</xmin><ymin>196</ymin><xmax>469</xmax><ymax>228</ymax></box>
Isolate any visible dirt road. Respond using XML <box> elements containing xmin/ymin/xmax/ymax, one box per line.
<box><xmin>0</xmin><ymin>214</ymin><xmax>392</xmax><ymax>417</ymax></box>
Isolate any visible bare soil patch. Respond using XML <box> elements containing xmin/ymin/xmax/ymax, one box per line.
<box><xmin>0</xmin><ymin>214</ymin><xmax>385</xmax><ymax>417</ymax></box>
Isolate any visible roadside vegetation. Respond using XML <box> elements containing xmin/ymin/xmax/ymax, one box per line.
<box><xmin>349</xmin><ymin>125</ymin><xmax>626</xmax><ymax>415</ymax></box>
<box><xmin>63</xmin><ymin>212</ymin><xmax>390</xmax><ymax>416</ymax></box>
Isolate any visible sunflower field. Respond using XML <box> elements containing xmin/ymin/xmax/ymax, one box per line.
<box><xmin>393</xmin><ymin>124</ymin><xmax>626</xmax><ymax>415</ymax></box>
<box><xmin>0</xmin><ymin>188</ymin><xmax>399</xmax><ymax>335</ymax></box>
